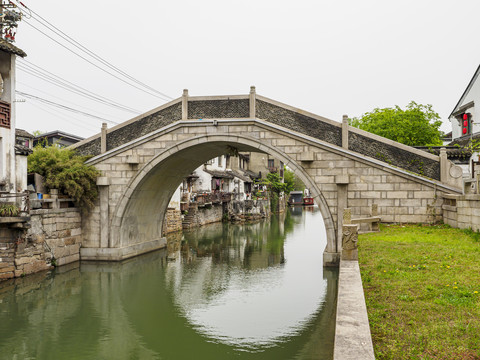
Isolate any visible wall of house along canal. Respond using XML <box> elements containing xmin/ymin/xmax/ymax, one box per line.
<box><xmin>0</xmin><ymin>208</ymin><xmax>82</xmax><ymax>280</ymax></box>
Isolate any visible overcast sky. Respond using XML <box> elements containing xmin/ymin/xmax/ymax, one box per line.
<box><xmin>11</xmin><ymin>0</ymin><xmax>480</xmax><ymax>138</ymax></box>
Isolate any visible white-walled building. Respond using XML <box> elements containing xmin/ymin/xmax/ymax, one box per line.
<box><xmin>0</xmin><ymin>39</ymin><xmax>26</xmax><ymax>194</ymax></box>
<box><xmin>448</xmin><ymin>64</ymin><xmax>480</xmax><ymax>177</ymax></box>
<box><xmin>449</xmin><ymin>64</ymin><xmax>480</xmax><ymax>140</ymax></box>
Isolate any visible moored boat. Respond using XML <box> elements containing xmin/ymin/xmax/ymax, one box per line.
<box><xmin>303</xmin><ymin>196</ymin><xmax>314</xmax><ymax>205</ymax></box>
<box><xmin>288</xmin><ymin>191</ymin><xmax>303</xmax><ymax>205</ymax></box>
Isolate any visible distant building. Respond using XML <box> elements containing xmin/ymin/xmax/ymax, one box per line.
<box><xmin>15</xmin><ymin>128</ymin><xmax>34</xmax><ymax>150</ymax></box>
<box><xmin>15</xmin><ymin>129</ymin><xmax>33</xmax><ymax>192</ymax></box>
<box><xmin>449</xmin><ymin>64</ymin><xmax>480</xmax><ymax>141</ymax></box>
<box><xmin>33</xmin><ymin>130</ymin><xmax>84</xmax><ymax>148</ymax></box>
<box><xmin>448</xmin><ymin>64</ymin><xmax>480</xmax><ymax>177</ymax></box>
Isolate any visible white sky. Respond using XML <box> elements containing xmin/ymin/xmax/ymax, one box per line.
<box><xmin>11</xmin><ymin>0</ymin><xmax>480</xmax><ymax>138</ymax></box>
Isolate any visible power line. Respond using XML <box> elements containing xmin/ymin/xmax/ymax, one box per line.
<box><xmin>21</xmin><ymin>4</ymin><xmax>173</xmax><ymax>100</ymax></box>
<box><xmin>11</xmin><ymin>0</ymin><xmax>173</xmax><ymax>100</ymax></box>
<box><xmin>21</xmin><ymin>18</ymin><xmax>172</xmax><ymax>101</ymax></box>
<box><xmin>24</xmin><ymin>101</ymin><xmax>100</xmax><ymax>133</ymax></box>
<box><xmin>16</xmin><ymin>90</ymin><xmax>119</xmax><ymax>125</ymax></box>
<box><xmin>17</xmin><ymin>59</ymin><xmax>142</xmax><ymax>114</ymax></box>
<box><xmin>16</xmin><ymin>80</ymin><xmax>126</xmax><ymax>122</ymax></box>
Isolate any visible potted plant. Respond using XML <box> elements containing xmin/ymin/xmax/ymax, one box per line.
<box><xmin>0</xmin><ymin>203</ymin><xmax>20</xmax><ymax>217</ymax></box>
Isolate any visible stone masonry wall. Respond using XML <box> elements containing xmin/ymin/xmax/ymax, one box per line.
<box><xmin>256</xmin><ymin>99</ymin><xmax>440</xmax><ymax>180</ymax></box>
<box><xmin>256</xmin><ymin>99</ymin><xmax>343</xmax><ymax>147</ymax></box>
<box><xmin>82</xmin><ymin>121</ymin><xmax>455</xmax><ymax>260</ymax></box>
<box><xmin>74</xmin><ymin>102</ymin><xmax>182</xmax><ymax>157</ymax></box>
<box><xmin>106</xmin><ymin>103</ymin><xmax>182</xmax><ymax>152</ymax></box>
<box><xmin>348</xmin><ymin>132</ymin><xmax>440</xmax><ymax>180</ymax></box>
<box><xmin>28</xmin><ymin>208</ymin><xmax>82</xmax><ymax>267</ymax></box>
<box><xmin>194</xmin><ymin>205</ymin><xmax>224</xmax><ymax>227</ymax></box>
<box><xmin>0</xmin><ymin>227</ymin><xmax>51</xmax><ymax>280</ymax></box>
<box><xmin>442</xmin><ymin>195</ymin><xmax>480</xmax><ymax>231</ymax></box>
<box><xmin>71</xmin><ymin>94</ymin><xmax>442</xmax><ymax>181</ymax></box>
<box><xmin>163</xmin><ymin>208</ymin><xmax>182</xmax><ymax>235</ymax></box>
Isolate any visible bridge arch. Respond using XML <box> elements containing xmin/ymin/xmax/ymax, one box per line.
<box><xmin>109</xmin><ymin>133</ymin><xmax>336</xmax><ymax>259</ymax></box>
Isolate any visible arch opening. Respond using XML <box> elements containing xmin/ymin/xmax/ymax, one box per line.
<box><xmin>110</xmin><ymin>135</ymin><xmax>337</xmax><ymax>264</ymax></box>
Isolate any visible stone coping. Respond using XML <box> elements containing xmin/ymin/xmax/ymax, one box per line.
<box><xmin>69</xmin><ymin>98</ymin><xmax>182</xmax><ymax>150</ymax></box>
<box><xmin>30</xmin><ymin>208</ymin><xmax>80</xmax><ymax>215</ymax></box>
<box><xmin>189</xmin><ymin>95</ymin><xmax>248</xmax><ymax>101</ymax></box>
<box><xmin>80</xmin><ymin>238</ymin><xmax>166</xmax><ymax>261</ymax></box>
<box><xmin>70</xmin><ymin>92</ymin><xmax>439</xmax><ymax>163</ymax></box>
<box><xmin>0</xmin><ymin>216</ymin><xmax>30</xmax><ymax>223</ymax></box>
<box><xmin>84</xmin><ymin>118</ymin><xmax>462</xmax><ymax>194</ymax></box>
<box><xmin>257</xmin><ymin>95</ymin><xmax>439</xmax><ymax>161</ymax></box>
<box><xmin>443</xmin><ymin>193</ymin><xmax>480</xmax><ymax>200</ymax></box>
<box><xmin>334</xmin><ymin>259</ymin><xmax>375</xmax><ymax>360</ymax></box>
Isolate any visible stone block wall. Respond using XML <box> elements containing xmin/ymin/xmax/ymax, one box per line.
<box><xmin>74</xmin><ymin>102</ymin><xmax>182</xmax><ymax>156</ymax></box>
<box><xmin>348</xmin><ymin>131</ymin><xmax>440</xmax><ymax>180</ymax></box>
<box><xmin>195</xmin><ymin>204</ymin><xmax>223</xmax><ymax>227</ymax></box>
<box><xmin>0</xmin><ymin>228</ymin><xmax>20</xmax><ymax>280</ymax></box>
<box><xmin>28</xmin><ymin>208</ymin><xmax>82</xmax><ymax>267</ymax></box>
<box><xmin>163</xmin><ymin>208</ymin><xmax>182</xmax><ymax>234</ymax></box>
<box><xmin>442</xmin><ymin>195</ymin><xmax>480</xmax><ymax>231</ymax></box>
<box><xmin>0</xmin><ymin>225</ymin><xmax>52</xmax><ymax>281</ymax></box>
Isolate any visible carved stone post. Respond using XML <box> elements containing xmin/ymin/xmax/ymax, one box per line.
<box><xmin>101</xmin><ymin>123</ymin><xmax>107</xmax><ymax>154</ymax></box>
<box><xmin>182</xmin><ymin>89</ymin><xmax>188</xmax><ymax>120</ymax></box>
<box><xmin>249</xmin><ymin>86</ymin><xmax>256</xmax><ymax>118</ymax></box>
<box><xmin>342</xmin><ymin>224</ymin><xmax>359</xmax><ymax>260</ymax></box>
<box><xmin>336</xmin><ymin>176</ymin><xmax>349</xmax><ymax>254</ymax></box>
<box><xmin>342</xmin><ymin>115</ymin><xmax>349</xmax><ymax>149</ymax></box>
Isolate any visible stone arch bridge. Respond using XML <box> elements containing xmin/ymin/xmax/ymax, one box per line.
<box><xmin>71</xmin><ymin>88</ymin><xmax>463</xmax><ymax>266</ymax></box>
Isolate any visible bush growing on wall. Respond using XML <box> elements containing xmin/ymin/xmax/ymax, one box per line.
<box><xmin>28</xmin><ymin>145</ymin><xmax>99</xmax><ymax>212</ymax></box>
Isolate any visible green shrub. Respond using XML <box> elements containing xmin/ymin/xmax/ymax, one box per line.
<box><xmin>28</xmin><ymin>145</ymin><xmax>99</xmax><ymax>212</ymax></box>
<box><xmin>0</xmin><ymin>203</ymin><xmax>20</xmax><ymax>217</ymax></box>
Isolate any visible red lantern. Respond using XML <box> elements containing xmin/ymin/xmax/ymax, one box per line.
<box><xmin>462</xmin><ymin>113</ymin><xmax>470</xmax><ymax>135</ymax></box>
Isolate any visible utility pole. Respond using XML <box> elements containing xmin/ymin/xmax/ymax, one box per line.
<box><xmin>0</xmin><ymin>1</ymin><xmax>3</xmax><ymax>39</ymax></box>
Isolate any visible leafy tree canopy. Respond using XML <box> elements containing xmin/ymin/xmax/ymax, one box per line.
<box><xmin>283</xmin><ymin>167</ymin><xmax>305</xmax><ymax>193</ymax></box>
<box><xmin>349</xmin><ymin>101</ymin><xmax>443</xmax><ymax>146</ymax></box>
<box><xmin>262</xmin><ymin>172</ymin><xmax>288</xmax><ymax>194</ymax></box>
<box><xmin>28</xmin><ymin>145</ymin><xmax>99</xmax><ymax>212</ymax></box>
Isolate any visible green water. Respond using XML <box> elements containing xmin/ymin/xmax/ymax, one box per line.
<box><xmin>0</xmin><ymin>207</ymin><xmax>338</xmax><ymax>360</ymax></box>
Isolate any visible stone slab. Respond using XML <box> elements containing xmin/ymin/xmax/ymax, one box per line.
<box><xmin>80</xmin><ymin>238</ymin><xmax>167</xmax><ymax>261</ymax></box>
<box><xmin>334</xmin><ymin>260</ymin><xmax>375</xmax><ymax>360</ymax></box>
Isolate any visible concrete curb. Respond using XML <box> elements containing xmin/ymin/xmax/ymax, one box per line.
<box><xmin>334</xmin><ymin>259</ymin><xmax>375</xmax><ymax>359</ymax></box>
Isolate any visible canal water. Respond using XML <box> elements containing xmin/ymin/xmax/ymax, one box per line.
<box><xmin>0</xmin><ymin>206</ymin><xmax>338</xmax><ymax>360</ymax></box>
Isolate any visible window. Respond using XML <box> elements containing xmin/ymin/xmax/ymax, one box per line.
<box><xmin>268</xmin><ymin>159</ymin><xmax>275</xmax><ymax>168</ymax></box>
<box><xmin>218</xmin><ymin>156</ymin><xmax>223</xmax><ymax>167</ymax></box>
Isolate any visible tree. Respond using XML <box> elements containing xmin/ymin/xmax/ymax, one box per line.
<box><xmin>28</xmin><ymin>144</ymin><xmax>99</xmax><ymax>212</ymax></box>
<box><xmin>283</xmin><ymin>167</ymin><xmax>305</xmax><ymax>192</ymax></box>
<box><xmin>349</xmin><ymin>101</ymin><xmax>443</xmax><ymax>146</ymax></box>
<box><xmin>262</xmin><ymin>172</ymin><xmax>287</xmax><ymax>195</ymax></box>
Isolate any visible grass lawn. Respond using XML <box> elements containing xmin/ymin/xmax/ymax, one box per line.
<box><xmin>358</xmin><ymin>224</ymin><xmax>480</xmax><ymax>360</ymax></box>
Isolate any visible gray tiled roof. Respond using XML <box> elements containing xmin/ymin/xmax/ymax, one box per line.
<box><xmin>0</xmin><ymin>38</ymin><xmax>26</xmax><ymax>57</ymax></box>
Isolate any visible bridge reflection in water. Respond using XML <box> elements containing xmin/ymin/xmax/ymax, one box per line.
<box><xmin>0</xmin><ymin>207</ymin><xmax>338</xmax><ymax>360</ymax></box>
